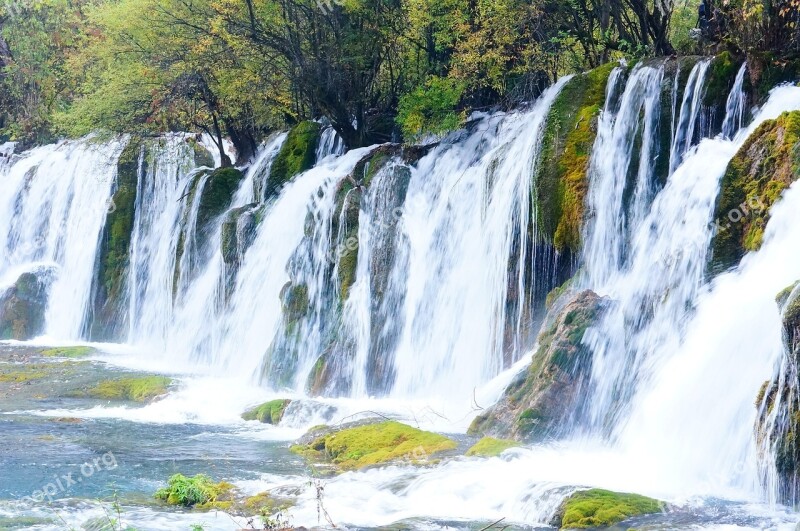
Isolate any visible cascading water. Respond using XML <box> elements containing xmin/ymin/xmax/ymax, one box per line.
<box><xmin>669</xmin><ymin>58</ymin><xmax>712</xmax><ymax>174</ymax></box>
<box><xmin>722</xmin><ymin>62</ymin><xmax>749</xmax><ymax>139</ymax></box>
<box><xmin>0</xmin><ymin>137</ymin><xmax>125</xmax><ymax>339</ymax></box>
<box><xmin>339</xmin><ymin>78</ymin><xmax>572</xmax><ymax>400</ymax></box>
<box><xmin>577</xmin><ymin>57</ymin><xmax>735</xmax><ymax>433</ymax></box>
<box><xmin>126</xmin><ymin>136</ymin><xmax>201</xmax><ymax>345</ymax></box>
<box><xmin>582</xmin><ymin>62</ymin><xmax>665</xmax><ymax>288</ymax></box>
<box><xmin>580</xmin><ymin>84</ymin><xmax>800</xmax><ymax>495</ymax></box>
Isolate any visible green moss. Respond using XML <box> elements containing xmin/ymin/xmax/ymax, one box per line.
<box><xmin>0</xmin><ymin>271</ymin><xmax>50</xmax><ymax>340</ymax></box>
<box><xmin>291</xmin><ymin>420</ymin><xmax>457</xmax><ymax>471</ymax></box>
<box><xmin>154</xmin><ymin>474</ymin><xmax>234</xmax><ymax>508</ymax></box>
<box><xmin>711</xmin><ymin>111</ymin><xmax>800</xmax><ymax>273</ymax></box>
<box><xmin>92</xmin><ymin>137</ymin><xmax>142</xmax><ymax>340</ymax></box>
<box><xmin>0</xmin><ymin>367</ymin><xmax>48</xmax><ymax>383</ymax></box>
<box><xmin>81</xmin><ymin>376</ymin><xmax>172</xmax><ymax>402</ymax></box>
<box><xmin>555</xmin><ymin>488</ymin><xmax>664</xmax><ymax>529</ymax></box>
<box><xmin>268</xmin><ymin>121</ymin><xmax>322</xmax><ymax>196</ymax></box>
<box><xmin>465</xmin><ymin>437</ymin><xmax>519</xmax><ymax>457</ymax></box>
<box><xmin>703</xmin><ymin>52</ymin><xmax>739</xmax><ymax>107</ymax></box>
<box><xmin>197</xmin><ymin>167</ymin><xmax>245</xmax><ymax>232</ymax></box>
<box><xmin>39</xmin><ymin>346</ymin><xmax>95</xmax><ymax>358</ymax></box>
<box><xmin>537</xmin><ymin>63</ymin><xmax>616</xmax><ymax>253</ymax></box>
<box><xmin>281</xmin><ymin>284</ymin><xmax>309</xmax><ymax>322</ymax></box>
<box><xmin>242</xmin><ymin>399</ymin><xmax>292</xmax><ymax>424</ymax></box>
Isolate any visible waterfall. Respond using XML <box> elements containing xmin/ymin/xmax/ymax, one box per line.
<box><xmin>0</xmin><ymin>137</ymin><xmax>125</xmax><ymax>339</ymax></box>
<box><xmin>582</xmin><ymin>63</ymin><xmax>665</xmax><ymax>288</ymax></box>
<box><xmin>235</xmin><ymin>133</ymin><xmax>287</xmax><ymax>205</ymax></box>
<box><xmin>722</xmin><ymin>62</ymin><xmax>749</xmax><ymax>139</ymax></box>
<box><xmin>205</xmin><ymin>148</ymin><xmax>375</xmax><ymax>382</ymax></box>
<box><xmin>327</xmin><ymin>78</ymin><xmax>570</xmax><ymax>400</ymax></box>
<box><xmin>127</xmin><ymin>136</ymin><xmax>201</xmax><ymax>344</ymax></box>
<box><xmin>669</xmin><ymin>58</ymin><xmax>712</xmax><ymax>174</ymax></box>
<box><xmin>316</xmin><ymin>125</ymin><xmax>345</xmax><ymax>161</ymax></box>
<box><xmin>581</xmin><ymin>85</ymin><xmax>800</xmax><ymax>494</ymax></box>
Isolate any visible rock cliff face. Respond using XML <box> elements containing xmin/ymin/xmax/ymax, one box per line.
<box><xmin>469</xmin><ymin>290</ymin><xmax>607</xmax><ymax>441</ymax></box>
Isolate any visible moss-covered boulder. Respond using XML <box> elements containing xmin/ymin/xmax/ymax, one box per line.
<box><xmin>0</xmin><ymin>268</ymin><xmax>54</xmax><ymax>340</ymax></box>
<box><xmin>465</xmin><ymin>437</ymin><xmax>519</xmax><ymax>457</ymax></box>
<box><xmin>74</xmin><ymin>375</ymin><xmax>172</xmax><ymax>402</ymax></box>
<box><xmin>91</xmin><ymin>138</ymin><xmax>142</xmax><ymax>341</ymax></box>
<box><xmin>267</xmin><ymin>121</ymin><xmax>322</xmax><ymax>198</ymax></box>
<box><xmin>242</xmin><ymin>399</ymin><xmax>292</xmax><ymax>425</ymax></box>
<box><xmin>537</xmin><ymin>62</ymin><xmax>617</xmax><ymax>254</ymax></box>
<box><xmin>710</xmin><ymin>111</ymin><xmax>800</xmax><ymax>274</ymax></box>
<box><xmin>550</xmin><ymin>488</ymin><xmax>664</xmax><ymax>529</ymax></box>
<box><xmin>469</xmin><ymin>290</ymin><xmax>607</xmax><ymax>441</ymax></box>
<box><xmin>291</xmin><ymin>420</ymin><xmax>457</xmax><ymax>472</ymax></box>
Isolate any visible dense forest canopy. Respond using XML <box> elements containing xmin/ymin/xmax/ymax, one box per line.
<box><xmin>0</xmin><ymin>0</ymin><xmax>798</xmax><ymax>158</ymax></box>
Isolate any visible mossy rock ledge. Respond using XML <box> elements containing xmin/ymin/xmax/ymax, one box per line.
<box><xmin>550</xmin><ymin>488</ymin><xmax>665</xmax><ymax>529</ymax></box>
<box><xmin>537</xmin><ymin>62</ymin><xmax>617</xmax><ymax>255</ymax></box>
<box><xmin>465</xmin><ymin>436</ymin><xmax>519</xmax><ymax>457</ymax></box>
<box><xmin>91</xmin><ymin>137</ymin><xmax>142</xmax><ymax>341</ymax></box>
<box><xmin>290</xmin><ymin>419</ymin><xmax>457</xmax><ymax>472</ymax></box>
<box><xmin>709</xmin><ymin>110</ymin><xmax>800</xmax><ymax>274</ymax></box>
<box><xmin>469</xmin><ymin>290</ymin><xmax>607</xmax><ymax>442</ymax></box>
<box><xmin>71</xmin><ymin>375</ymin><xmax>172</xmax><ymax>402</ymax></box>
<box><xmin>266</xmin><ymin>121</ymin><xmax>322</xmax><ymax>199</ymax></box>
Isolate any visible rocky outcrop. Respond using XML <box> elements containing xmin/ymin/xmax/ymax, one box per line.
<box><xmin>747</xmin><ymin>53</ymin><xmax>800</xmax><ymax>106</ymax></box>
<box><xmin>266</xmin><ymin>121</ymin><xmax>322</xmax><ymax>199</ymax></box>
<box><xmin>469</xmin><ymin>290</ymin><xmax>607</xmax><ymax>441</ymax></box>
<box><xmin>0</xmin><ymin>268</ymin><xmax>54</xmax><ymax>340</ymax></box>
<box><xmin>710</xmin><ymin>110</ymin><xmax>800</xmax><ymax>274</ymax></box>
<box><xmin>241</xmin><ymin>399</ymin><xmax>292</xmax><ymax>424</ymax></box>
<box><xmin>537</xmin><ymin>62</ymin><xmax>617</xmax><ymax>255</ymax></box>
<box><xmin>756</xmin><ymin>282</ymin><xmax>800</xmax><ymax>505</ymax></box>
<box><xmin>91</xmin><ymin>138</ymin><xmax>142</xmax><ymax>340</ymax></box>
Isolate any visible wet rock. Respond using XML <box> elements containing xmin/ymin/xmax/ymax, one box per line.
<box><xmin>755</xmin><ymin>282</ymin><xmax>800</xmax><ymax>504</ymax></box>
<box><xmin>469</xmin><ymin>290</ymin><xmax>607</xmax><ymax>442</ymax></box>
<box><xmin>91</xmin><ymin>137</ymin><xmax>147</xmax><ymax>340</ymax></box>
<box><xmin>267</xmin><ymin>121</ymin><xmax>322</xmax><ymax>199</ymax></box>
<box><xmin>0</xmin><ymin>267</ymin><xmax>54</xmax><ymax>340</ymax></box>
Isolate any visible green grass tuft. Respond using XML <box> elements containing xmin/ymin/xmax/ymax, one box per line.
<box><xmin>154</xmin><ymin>474</ymin><xmax>234</xmax><ymax>507</ymax></box>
